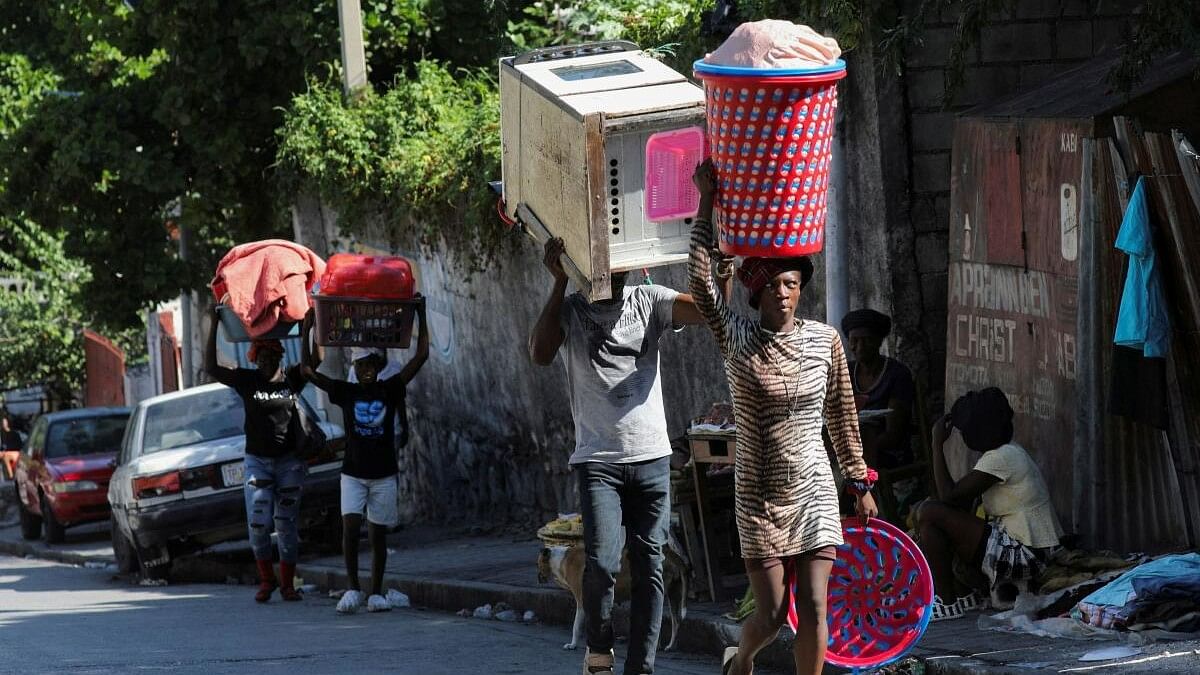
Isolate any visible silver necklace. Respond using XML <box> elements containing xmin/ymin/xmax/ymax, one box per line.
<box><xmin>762</xmin><ymin>322</ymin><xmax>805</xmax><ymax>417</ymax></box>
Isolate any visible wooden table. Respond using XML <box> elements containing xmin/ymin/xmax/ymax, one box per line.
<box><xmin>686</xmin><ymin>430</ymin><xmax>740</xmax><ymax>602</ymax></box>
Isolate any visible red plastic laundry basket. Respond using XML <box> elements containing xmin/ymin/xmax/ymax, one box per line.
<box><xmin>693</xmin><ymin>60</ymin><xmax>846</xmax><ymax>257</ymax></box>
<box><xmin>809</xmin><ymin>517</ymin><xmax>934</xmax><ymax>671</ymax></box>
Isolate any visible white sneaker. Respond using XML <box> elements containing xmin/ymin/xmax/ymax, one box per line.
<box><xmin>385</xmin><ymin>589</ymin><xmax>410</xmax><ymax>608</ymax></box>
<box><xmin>336</xmin><ymin>589</ymin><xmax>363</xmax><ymax>614</ymax></box>
<box><xmin>367</xmin><ymin>594</ymin><xmax>391</xmax><ymax>612</ymax></box>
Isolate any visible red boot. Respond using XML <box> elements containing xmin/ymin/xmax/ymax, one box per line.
<box><xmin>279</xmin><ymin>561</ymin><xmax>301</xmax><ymax>601</ymax></box>
<box><xmin>255</xmin><ymin>560</ymin><xmax>278</xmax><ymax>603</ymax></box>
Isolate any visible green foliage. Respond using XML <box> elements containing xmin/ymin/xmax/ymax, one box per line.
<box><xmin>506</xmin><ymin>0</ymin><xmax>714</xmax><ymax>70</ymax></box>
<box><xmin>1113</xmin><ymin>0</ymin><xmax>1200</xmax><ymax>90</ymax></box>
<box><xmin>0</xmin><ymin>217</ymin><xmax>90</xmax><ymax>398</ymax></box>
<box><xmin>276</xmin><ymin>62</ymin><xmax>505</xmax><ymax>273</ymax></box>
<box><xmin>737</xmin><ymin>0</ymin><xmax>872</xmax><ymax>51</ymax></box>
<box><xmin>0</xmin><ymin>54</ymin><xmax>58</xmax><ymax>140</ymax></box>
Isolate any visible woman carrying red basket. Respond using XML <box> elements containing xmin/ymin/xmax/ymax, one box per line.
<box><xmin>688</xmin><ymin>160</ymin><xmax>877</xmax><ymax>675</ymax></box>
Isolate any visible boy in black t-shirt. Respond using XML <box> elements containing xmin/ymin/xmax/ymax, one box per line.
<box><xmin>300</xmin><ymin>301</ymin><xmax>427</xmax><ymax>613</ymax></box>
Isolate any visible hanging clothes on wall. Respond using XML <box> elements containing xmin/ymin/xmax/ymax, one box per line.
<box><xmin>1113</xmin><ymin>177</ymin><xmax>1171</xmax><ymax>358</ymax></box>
<box><xmin>1109</xmin><ymin>177</ymin><xmax>1171</xmax><ymax>429</ymax></box>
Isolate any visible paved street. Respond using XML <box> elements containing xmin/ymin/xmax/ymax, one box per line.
<box><xmin>0</xmin><ymin>555</ymin><xmax>768</xmax><ymax>675</ymax></box>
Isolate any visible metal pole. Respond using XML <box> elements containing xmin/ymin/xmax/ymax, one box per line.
<box><xmin>336</xmin><ymin>0</ymin><xmax>368</xmax><ymax>95</ymax></box>
<box><xmin>179</xmin><ymin>222</ymin><xmax>193</xmax><ymax>388</ymax></box>
<box><xmin>825</xmin><ymin>105</ymin><xmax>849</xmax><ymax>335</ymax></box>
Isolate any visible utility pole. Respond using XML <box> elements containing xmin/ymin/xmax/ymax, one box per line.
<box><xmin>336</xmin><ymin>0</ymin><xmax>368</xmax><ymax>95</ymax></box>
<box><xmin>178</xmin><ymin>220</ymin><xmax>194</xmax><ymax>389</ymax></box>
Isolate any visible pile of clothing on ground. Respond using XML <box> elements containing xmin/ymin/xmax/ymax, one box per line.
<box><xmin>980</xmin><ymin>550</ymin><xmax>1200</xmax><ymax>644</ymax></box>
<box><xmin>1073</xmin><ymin>553</ymin><xmax>1200</xmax><ymax>634</ymax></box>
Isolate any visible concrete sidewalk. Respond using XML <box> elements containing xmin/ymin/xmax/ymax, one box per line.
<box><xmin>1</xmin><ymin>512</ymin><xmax>1197</xmax><ymax>673</ymax></box>
<box><xmin>292</xmin><ymin>526</ymin><xmax>1200</xmax><ymax>674</ymax></box>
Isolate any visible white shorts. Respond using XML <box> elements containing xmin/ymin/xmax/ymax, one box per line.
<box><xmin>340</xmin><ymin>474</ymin><xmax>399</xmax><ymax>527</ymax></box>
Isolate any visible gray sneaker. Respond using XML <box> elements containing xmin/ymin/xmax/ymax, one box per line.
<box><xmin>366</xmin><ymin>594</ymin><xmax>391</xmax><ymax>613</ymax></box>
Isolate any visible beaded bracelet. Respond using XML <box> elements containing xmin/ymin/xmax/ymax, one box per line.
<box><xmin>845</xmin><ymin>468</ymin><xmax>879</xmax><ymax>496</ymax></box>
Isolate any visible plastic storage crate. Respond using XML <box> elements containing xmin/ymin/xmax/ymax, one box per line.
<box><xmin>312</xmin><ymin>295</ymin><xmax>421</xmax><ymax>348</ymax></box>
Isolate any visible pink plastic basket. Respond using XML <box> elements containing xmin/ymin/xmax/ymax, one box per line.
<box><xmin>693</xmin><ymin>61</ymin><xmax>846</xmax><ymax>257</ymax></box>
<box><xmin>826</xmin><ymin>518</ymin><xmax>933</xmax><ymax>670</ymax></box>
<box><xmin>644</xmin><ymin>126</ymin><xmax>706</xmax><ymax>222</ymax></box>
<box><xmin>785</xmin><ymin>518</ymin><xmax>933</xmax><ymax>671</ymax></box>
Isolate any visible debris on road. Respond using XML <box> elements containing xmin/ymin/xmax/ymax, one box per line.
<box><xmin>386</xmin><ymin>589</ymin><xmax>410</xmax><ymax>608</ymax></box>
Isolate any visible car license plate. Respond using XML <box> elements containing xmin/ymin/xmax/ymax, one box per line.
<box><xmin>221</xmin><ymin>461</ymin><xmax>245</xmax><ymax>488</ymax></box>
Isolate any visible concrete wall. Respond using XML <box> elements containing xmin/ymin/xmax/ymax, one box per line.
<box><xmin>897</xmin><ymin>0</ymin><xmax>1143</xmax><ymax>409</ymax></box>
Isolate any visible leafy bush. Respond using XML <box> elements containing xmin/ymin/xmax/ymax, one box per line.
<box><xmin>0</xmin><ymin>217</ymin><xmax>90</xmax><ymax>398</ymax></box>
<box><xmin>276</xmin><ymin>61</ymin><xmax>505</xmax><ymax>272</ymax></box>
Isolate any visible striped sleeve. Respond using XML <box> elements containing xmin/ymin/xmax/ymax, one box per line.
<box><xmin>688</xmin><ymin>219</ymin><xmax>741</xmax><ymax>356</ymax></box>
<box><xmin>823</xmin><ymin>329</ymin><xmax>869</xmax><ymax>481</ymax></box>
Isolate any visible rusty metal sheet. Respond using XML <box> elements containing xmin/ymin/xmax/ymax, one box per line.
<box><xmin>83</xmin><ymin>329</ymin><xmax>126</xmax><ymax>408</ymax></box>
<box><xmin>945</xmin><ymin>117</ymin><xmax>1091</xmax><ymax>530</ymax></box>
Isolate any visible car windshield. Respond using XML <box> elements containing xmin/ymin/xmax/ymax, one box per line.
<box><xmin>45</xmin><ymin>414</ymin><xmax>130</xmax><ymax>459</ymax></box>
<box><xmin>141</xmin><ymin>388</ymin><xmax>246</xmax><ymax>455</ymax></box>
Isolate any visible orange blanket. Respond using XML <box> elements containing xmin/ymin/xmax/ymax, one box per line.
<box><xmin>211</xmin><ymin>240</ymin><xmax>326</xmax><ymax>338</ymax></box>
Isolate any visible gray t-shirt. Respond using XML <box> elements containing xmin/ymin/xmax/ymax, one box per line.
<box><xmin>559</xmin><ymin>284</ymin><xmax>679</xmax><ymax>465</ymax></box>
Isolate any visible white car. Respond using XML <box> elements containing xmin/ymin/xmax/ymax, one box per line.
<box><xmin>108</xmin><ymin>383</ymin><xmax>345</xmax><ymax>577</ymax></box>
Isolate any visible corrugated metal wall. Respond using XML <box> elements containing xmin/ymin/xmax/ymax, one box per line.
<box><xmin>1075</xmin><ymin>130</ymin><xmax>1197</xmax><ymax>553</ymax></box>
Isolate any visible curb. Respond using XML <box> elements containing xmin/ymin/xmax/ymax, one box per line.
<box><xmin>0</xmin><ymin>538</ymin><xmax>109</xmax><ymax>568</ymax></box>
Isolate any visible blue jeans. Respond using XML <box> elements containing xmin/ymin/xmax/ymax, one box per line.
<box><xmin>243</xmin><ymin>454</ymin><xmax>306</xmax><ymax>563</ymax></box>
<box><xmin>576</xmin><ymin>456</ymin><xmax>671</xmax><ymax>675</ymax></box>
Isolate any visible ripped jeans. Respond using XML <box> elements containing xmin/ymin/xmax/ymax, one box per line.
<box><xmin>243</xmin><ymin>454</ymin><xmax>306</xmax><ymax>563</ymax></box>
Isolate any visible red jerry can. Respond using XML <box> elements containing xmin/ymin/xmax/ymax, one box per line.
<box><xmin>319</xmin><ymin>253</ymin><xmax>415</xmax><ymax>300</ymax></box>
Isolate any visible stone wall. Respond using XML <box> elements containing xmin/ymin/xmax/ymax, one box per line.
<box><xmin>897</xmin><ymin>0</ymin><xmax>1142</xmax><ymax>408</ymax></box>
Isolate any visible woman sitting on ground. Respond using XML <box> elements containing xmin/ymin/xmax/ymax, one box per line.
<box><xmin>917</xmin><ymin>387</ymin><xmax>1063</xmax><ymax>621</ymax></box>
<box><xmin>841</xmin><ymin>309</ymin><xmax>915</xmax><ymax>469</ymax></box>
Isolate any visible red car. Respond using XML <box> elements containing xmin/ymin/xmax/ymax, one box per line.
<box><xmin>15</xmin><ymin>407</ymin><xmax>131</xmax><ymax>543</ymax></box>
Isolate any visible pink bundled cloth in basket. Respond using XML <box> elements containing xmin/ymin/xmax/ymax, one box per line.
<box><xmin>211</xmin><ymin>239</ymin><xmax>326</xmax><ymax>339</ymax></box>
<box><xmin>704</xmin><ymin>20</ymin><xmax>841</xmax><ymax>69</ymax></box>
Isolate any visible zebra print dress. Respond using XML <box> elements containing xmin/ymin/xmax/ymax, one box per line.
<box><xmin>688</xmin><ymin>221</ymin><xmax>870</xmax><ymax>558</ymax></box>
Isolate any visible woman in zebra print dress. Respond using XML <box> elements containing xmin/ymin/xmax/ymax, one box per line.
<box><xmin>689</xmin><ymin>161</ymin><xmax>877</xmax><ymax>675</ymax></box>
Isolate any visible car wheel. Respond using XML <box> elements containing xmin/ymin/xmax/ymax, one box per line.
<box><xmin>41</xmin><ymin>494</ymin><xmax>66</xmax><ymax>544</ymax></box>
<box><xmin>138</xmin><ymin>557</ymin><xmax>171</xmax><ymax>582</ymax></box>
<box><xmin>110</xmin><ymin>518</ymin><xmax>137</xmax><ymax>574</ymax></box>
<box><xmin>17</xmin><ymin>495</ymin><xmax>42</xmax><ymax>540</ymax></box>
<box><xmin>135</xmin><ymin>545</ymin><xmax>171</xmax><ymax>581</ymax></box>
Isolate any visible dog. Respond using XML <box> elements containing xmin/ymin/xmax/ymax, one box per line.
<box><xmin>537</xmin><ymin>536</ymin><xmax>689</xmax><ymax>652</ymax></box>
